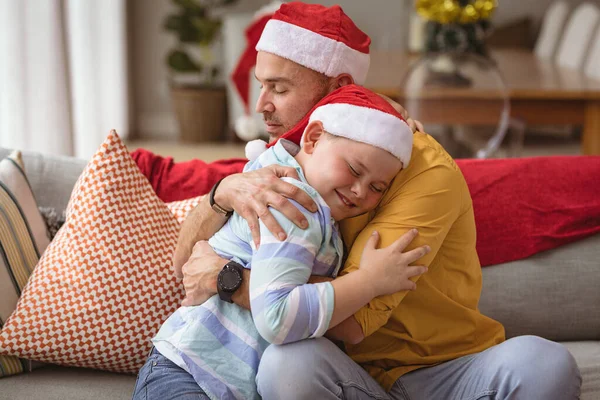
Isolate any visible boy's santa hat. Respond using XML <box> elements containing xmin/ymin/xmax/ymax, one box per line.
<box><xmin>246</xmin><ymin>85</ymin><xmax>414</xmax><ymax>168</ymax></box>
<box><xmin>231</xmin><ymin>1</ymin><xmax>371</xmax><ymax>141</ymax></box>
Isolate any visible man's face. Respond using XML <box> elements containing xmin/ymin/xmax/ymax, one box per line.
<box><xmin>255</xmin><ymin>52</ymin><xmax>332</xmax><ymax>141</ymax></box>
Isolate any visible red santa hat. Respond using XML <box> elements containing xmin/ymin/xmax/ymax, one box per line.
<box><xmin>231</xmin><ymin>1</ymin><xmax>371</xmax><ymax>141</ymax></box>
<box><xmin>246</xmin><ymin>85</ymin><xmax>414</xmax><ymax>168</ymax></box>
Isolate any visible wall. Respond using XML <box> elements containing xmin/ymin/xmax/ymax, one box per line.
<box><xmin>130</xmin><ymin>0</ymin><xmax>584</xmax><ymax>140</ymax></box>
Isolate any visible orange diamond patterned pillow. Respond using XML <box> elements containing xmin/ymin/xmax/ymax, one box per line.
<box><xmin>167</xmin><ymin>196</ymin><xmax>204</xmax><ymax>224</ymax></box>
<box><xmin>0</xmin><ymin>131</ymin><xmax>187</xmax><ymax>374</ymax></box>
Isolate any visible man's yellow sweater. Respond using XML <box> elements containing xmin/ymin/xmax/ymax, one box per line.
<box><xmin>339</xmin><ymin>133</ymin><xmax>505</xmax><ymax>391</ymax></box>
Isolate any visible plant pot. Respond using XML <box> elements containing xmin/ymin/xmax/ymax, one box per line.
<box><xmin>171</xmin><ymin>86</ymin><xmax>227</xmax><ymax>143</ymax></box>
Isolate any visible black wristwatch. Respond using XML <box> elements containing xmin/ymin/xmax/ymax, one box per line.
<box><xmin>209</xmin><ymin>178</ymin><xmax>233</xmax><ymax>218</ymax></box>
<box><xmin>217</xmin><ymin>261</ymin><xmax>244</xmax><ymax>303</ymax></box>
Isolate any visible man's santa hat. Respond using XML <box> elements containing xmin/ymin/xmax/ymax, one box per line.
<box><xmin>246</xmin><ymin>85</ymin><xmax>414</xmax><ymax>168</ymax></box>
<box><xmin>231</xmin><ymin>1</ymin><xmax>371</xmax><ymax>141</ymax></box>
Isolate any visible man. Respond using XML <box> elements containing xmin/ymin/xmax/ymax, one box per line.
<box><xmin>171</xmin><ymin>3</ymin><xmax>581</xmax><ymax>399</ymax></box>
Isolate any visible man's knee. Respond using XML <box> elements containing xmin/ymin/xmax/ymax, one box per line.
<box><xmin>257</xmin><ymin>338</ymin><xmax>338</xmax><ymax>398</ymax></box>
<box><xmin>495</xmin><ymin>336</ymin><xmax>581</xmax><ymax>397</ymax></box>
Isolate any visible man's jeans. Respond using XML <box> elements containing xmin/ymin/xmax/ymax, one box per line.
<box><xmin>256</xmin><ymin>336</ymin><xmax>582</xmax><ymax>400</ymax></box>
<box><xmin>131</xmin><ymin>348</ymin><xmax>209</xmax><ymax>400</ymax></box>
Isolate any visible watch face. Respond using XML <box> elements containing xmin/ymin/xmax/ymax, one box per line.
<box><xmin>219</xmin><ymin>265</ymin><xmax>242</xmax><ymax>291</ymax></box>
<box><xmin>222</xmin><ymin>271</ymin><xmax>240</xmax><ymax>288</ymax></box>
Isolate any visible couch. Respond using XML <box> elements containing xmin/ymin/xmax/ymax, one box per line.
<box><xmin>0</xmin><ymin>148</ymin><xmax>597</xmax><ymax>400</ymax></box>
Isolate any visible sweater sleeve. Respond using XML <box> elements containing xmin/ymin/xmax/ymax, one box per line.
<box><xmin>249</xmin><ymin>196</ymin><xmax>334</xmax><ymax>345</ymax></box>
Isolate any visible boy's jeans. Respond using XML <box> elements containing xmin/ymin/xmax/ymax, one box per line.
<box><xmin>131</xmin><ymin>348</ymin><xmax>209</xmax><ymax>400</ymax></box>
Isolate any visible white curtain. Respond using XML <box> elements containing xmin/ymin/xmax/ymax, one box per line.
<box><xmin>0</xmin><ymin>0</ymin><xmax>129</xmax><ymax>159</ymax></box>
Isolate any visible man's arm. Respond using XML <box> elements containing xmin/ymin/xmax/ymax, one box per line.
<box><xmin>173</xmin><ymin>195</ymin><xmax>229</xmax><ymax>279</ymax></box>
<box><xmin>172</xmin><ymin>164</ymin><xmax>318</xmax><ymax>277</ymax></box>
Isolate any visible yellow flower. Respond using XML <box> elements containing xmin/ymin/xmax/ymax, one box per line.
<box><xmin>416</xmin><ymin>0</ymin><xmax>497</xmax><ymax>24</ymax></box>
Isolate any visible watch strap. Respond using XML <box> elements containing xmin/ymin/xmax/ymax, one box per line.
<box><xmin>209</xmin><ymin>178</ymin><xmax>233</xmax><ymax>217</ymax></box>
<box><xmin>217</xmin><ymin>282</ymin><xmax>234</xmax><ymax>303</ymax></box>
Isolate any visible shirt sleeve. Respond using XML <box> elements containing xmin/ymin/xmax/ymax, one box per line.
<box><xmin>339</xmin><ymin>161</ymin><xmax>465</xmax><ymax>338</ymax></box>
<box><xmin>250</xmin><ymin>197</ymin><xmax>334</xmax><ymax>345</ymax></box>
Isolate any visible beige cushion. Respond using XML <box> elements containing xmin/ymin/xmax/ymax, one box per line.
<box><xmin>0</xmin><ymin>151</ymin><xmax>50</xmax><ymax>377</ymax></box>
<box><xmin>480</xmin><ymin>234</ymin><xmax>600</xmax><ymax>341</ymax></box>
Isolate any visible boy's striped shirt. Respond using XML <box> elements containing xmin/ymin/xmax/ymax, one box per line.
<box><xmin>153</xmin><ymin>140</ymin><xmax>343</xmax><ymax>400</ymax></box>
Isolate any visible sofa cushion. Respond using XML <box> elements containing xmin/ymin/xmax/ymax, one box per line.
<box><xmin>562</xmin><ymin>341</ymin><xmax>600</xmax><ymax>400</ymax></box>
<box><xmin>0</xmin><ymin>364</ymin><xmax>136</xmax><ymax>400</ymax></box>
<box><xmin>0</xmin><ymin>131</ymin><xmax>184</xmax><ymax>374</ymax></box>
<box><xmin>480</xmin><ymin>234</ymin><xmax>600</xmax><ymax>341</ymax></box>
<box><xmin>0</xmin><ymin>151</ymin><xmax>51</xmax><ymax>377</ymax></box>
<box><xmin>167</xmin><ymin>196</ymin><xmax>204</xmax><ymax>224</ymax></box>
<box><xmin>0</xmin><ymin>148</ymin><xmax>87</xmax><ymax>213</ymax></box>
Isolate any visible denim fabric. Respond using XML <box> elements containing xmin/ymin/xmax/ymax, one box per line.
<box><xmin>256</xmin><ymin>336</ymin><xmax>581</xmax><ymax>400</ymax></box>
<box><xmin>131</xmin><ymin>348</ymin><xmax>210</xmax><ymax>400</ymax></box>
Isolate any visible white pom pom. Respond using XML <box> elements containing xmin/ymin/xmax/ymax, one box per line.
<box><xmin>245</xmin><ymin>139</ymin><xmax>268</xmax><ymax>161</ymax></box>
<box><xmin>235</xmin><ymin>115</ymin><xmax>260</xmax><ymax>141</ymax></box>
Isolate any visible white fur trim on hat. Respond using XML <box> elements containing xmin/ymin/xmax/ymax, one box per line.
<box><xmin>235</xmin><ymin>115</ymin><xmax>261</xmax><ymax>141</ymax></box>
<box><xmin>309</xmin><ymin>103</ymin><xmax>413</xmax><ymax>167</ymax></box>
<box><xmin>245</xmin><ymin>139</ymin><xmax>268</xmax><ymax>161</ymax></box>
<box><xmin>256</xmin><ymin>19</ymin><xmax>370</xmax><ymax>85</ymax></box>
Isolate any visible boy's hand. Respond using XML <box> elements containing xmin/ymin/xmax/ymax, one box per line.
<box><xmin>358</xmin><ymin>229</ymin><xmax>429</xmax><ymax>297</ymax></box>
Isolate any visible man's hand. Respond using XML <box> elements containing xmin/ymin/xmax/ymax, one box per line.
<box><xmin>377</xmin><ymin>93</ymin><xmax>424</xmax><ymax>133</ymax></box>
<box><xmin>181</xmin><ymin>241</ymin><xmax>227</xmax><ymax>306</ymax></box>
<box><xmin>214</xmin><ymin>165</ymin><xmax>317</xmax><ymax>248</ymax></box>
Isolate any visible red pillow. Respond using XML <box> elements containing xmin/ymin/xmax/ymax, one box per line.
<box><xmin>130</xmin><ymin>149</ymin><xmax>246</xmax><ymax>202</ymax></box>
<box><xmin>456</xmin><ymin>156</ymin><xmax>600</xmax><ymax>266</ymax></box>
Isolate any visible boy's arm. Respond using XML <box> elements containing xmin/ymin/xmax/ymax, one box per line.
<box><xmin>339</xmin><ymin>161</ymin><xmax>464</xmax><ymax>340</ymax></box>
<box><xmin>249</xmin><ymin>200</ymin><xmax>331</xmax><ymax>344</ymax></box>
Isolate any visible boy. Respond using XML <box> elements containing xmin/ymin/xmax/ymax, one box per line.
<box><xmin>134</xmin><ymin>85</ymin><xmax>429</xmax><ymax>400</ymax></box>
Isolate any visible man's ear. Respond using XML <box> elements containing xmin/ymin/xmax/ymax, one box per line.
<box><xmin>302</xmin><ymin>121</ymin><xmax>325</xmax><ymax>154</ymax></box>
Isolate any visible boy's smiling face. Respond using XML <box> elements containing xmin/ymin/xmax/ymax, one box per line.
<box><xmin>298</xmin><ymin>123</ymin><xmax>403</xmax><ymax>221</ymax></box>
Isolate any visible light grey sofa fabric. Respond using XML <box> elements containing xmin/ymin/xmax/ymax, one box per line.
<box><xmin>562</xmin><ymin>341</ymin><xmax>600</xmax><ymax>400</ymax></box>
<box><xmin>0</xmin><ymin>148</ymin><xmax>86</xmax><ymax>212</ymax></box>
<box><xmin>480</xmin><ymin>234</ymin><xmax>600</xmax><ymax>341</ymax></box>
<box><xmin>0</xmin><ymin>365</ymin><xmax>136</xmax><ymax>400</ymax></box>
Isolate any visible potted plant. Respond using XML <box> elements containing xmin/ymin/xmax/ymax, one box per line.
<box><xmin>164</xmin><ymin>0</ymin><xmax>238</xmax><ymax>142</ymax></box>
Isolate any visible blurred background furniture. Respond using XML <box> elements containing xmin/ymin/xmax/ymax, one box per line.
<box><xmin>365</xmin><ymin>48</ymin><xmax>600</xmax><ymax>156</ymax></box>
<box><xmin>534</xmin><ymin>0</ymin><xmax>569</xmax><ymax>60</ymax></box>
<box><xmin>584</xmin><ymin>26</ymin><xmax>600</xmax><ymax>81</ymax></box>
<box><xmin>554</xmin><ymin>2</ymin><xmax>600</xmax><ymax>70</ymax></box>
<box><xmin>397</xmin><ymin>51</ymin><xmax>515</xmax><ymax>159</ymax></box>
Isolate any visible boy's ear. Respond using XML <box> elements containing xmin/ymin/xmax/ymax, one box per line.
<box><xmin>302</xmin><ymin>121</ymin><xmax>325</xmax><ymax>154</ymax></box>
<box><xmin>333</xmin><ymin>73</ymin><xmax>354</xmax><ymax>88</ymax></box>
